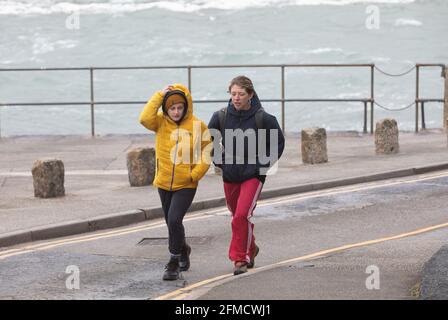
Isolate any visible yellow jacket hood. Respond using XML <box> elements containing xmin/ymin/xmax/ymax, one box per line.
<box><xmin>161</xmin><ymin>84</ymin><xmax>193</xmax><ymax>123</ymax></box>
<box><xmin>139</xmin><ymin>84</ymin><xmax>211</xmax><ymax>191</ymax></box>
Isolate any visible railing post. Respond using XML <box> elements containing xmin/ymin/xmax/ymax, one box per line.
<box><xmin>370</xmin><ymin>65</ymin><xmax>374</xmax><ymax>134</ymax></box>
<box><xmin>281</xmin><ymin>65</ymin><xmax>285</xmax><ymax>133</ymax></box>
<box><xmin>421</xmin><ymin>101</ymin><xmax>426</xmax><ymax>130</ymax></box>
<box><xmin>363</xmin><ymin>101</ymin><xmax>368</xmax><ymax>133</ymax></box>
<box><xmin>187</xmin><ymin>66</ymin><xmax>192</xmax><ymax>93</ymax></box>
<box><xmin>415</xmin><ymin>65</ymin><xmax>420</xmax><ymax>133</ymax></box>
<box><xmin>443</xmin><ymin>65</ymin><xmax>448</xmax><ymax>130</ymax></box>
<box><xmin>90</xmin><ymin>68</ymin><xmax>95</xmax><ymax>137</ymax></box>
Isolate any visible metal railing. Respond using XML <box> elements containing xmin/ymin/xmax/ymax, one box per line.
<box><xmin>0</xmin><ymin>63</ymin><xmax>445</xmax><ymax>137</ymax></box>
<box><xmin>414</xmin><ymin>64</ymin><xmax>446</xmax><ymax>132</ymax></box>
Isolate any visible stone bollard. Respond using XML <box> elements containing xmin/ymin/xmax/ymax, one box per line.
<box><xmin>375</xmin><ymin>119</ymin><xmax>399</xmax><ymax>154</ymax></box>
<box><xmin>31</xmin><ymin>159</ymin><xmax>65</xmax><ymax>198</ymax></box>
<box><xmin>127</xmin><ymin>147</ymin><xmax>155</xmax><ymax>187</ymax></box>
<box><xmin>301</xmin><ymin>128</ymin><xmax>328</xmax><ymax>164</ymax></box>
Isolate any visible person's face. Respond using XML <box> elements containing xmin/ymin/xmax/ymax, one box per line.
<box><xmin>230</xmin><ymin>85</ymin><xmax>253</xmax><ymax>110</ymax></box>
<box><xmin>167</xmin><ymin>103</ymin><xmax>185</xmax><ymax>122</ymax></box>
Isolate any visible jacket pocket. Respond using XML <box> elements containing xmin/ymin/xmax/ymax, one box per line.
<box><xmin>175</xmin><ymin>164</ymin><xmax>192</xmax><ymax>185</ymax></box>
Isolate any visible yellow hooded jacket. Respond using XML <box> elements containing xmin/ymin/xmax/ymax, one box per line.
<box><xmin>139</xmin><ymin>84</ymin><xmax>211</xmax><ymax>191</ymax></box>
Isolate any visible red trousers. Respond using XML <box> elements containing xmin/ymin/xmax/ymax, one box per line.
<box><xmin>224</xmin><ymin>178</ymin><xmax>263</xmax><ymax>263</ymax></box>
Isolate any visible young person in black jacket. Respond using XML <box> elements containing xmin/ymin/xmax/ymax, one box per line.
<box><xmin>208</xmin><ymin>76</ymin><xmax>285</xmax><ymax>275</ymax></box>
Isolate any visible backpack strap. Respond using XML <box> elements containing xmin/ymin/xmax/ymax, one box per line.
<box><xmin>218</xmin><ymin>107</ymin><xmax>227</xmax><ymax>133</ymax></box>
<box><xmin>219</xmin><ymin>106</ymin><xmax>265</xmax><ymax>130</ymax></box>
<box><xmin>255</xmin><ymin>107</ymin><xmax>265</xmax><ymax>130</ymax></box>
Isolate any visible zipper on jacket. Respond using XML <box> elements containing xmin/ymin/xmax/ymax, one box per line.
<box><xmin>169</xmin><ymin>125</ymin><xmax>180</xmax><ymax>191</ymax></box>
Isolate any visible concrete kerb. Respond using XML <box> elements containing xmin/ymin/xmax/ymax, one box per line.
<box><xmin>0</xmin><ymin>231</ymin><xmax>33</xmax><ymax>248</ymax></box>
<box><xmin>414</xmin><ymin>163</ymin><xmax>448</xmax><ymax>175</ymax></box>
<box><xmin>143</xmin><ymin>207</ymin><xmax>164</xmax><ymax>220</ymax></box>
<box><xmin>1</xmin><ymin>162</ymin><xmax>448</xmax><ymax>249</ymax></box>
<box><xmin>88</xmin><ymin>210</ymin><xmax>147</xmax><ymax>231</ymax></box>
<box><xmin>31</xmin><ymin>220</ymin><xmax>91</xmax><ymax>242</ymax></box>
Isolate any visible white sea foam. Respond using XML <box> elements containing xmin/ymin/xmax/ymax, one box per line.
<box><xmin>394</xmin><ymin>18</ymin><xmax>423</xmax><ymax>26</ymax></box>
<box><xmin>268</xmin><ymin>49</ymin><xmax>302</xmax><ymax>57</ymax></box>
<box><xmin>32</xmin><ymin>37</ymin><xmax>79</xmax><ymax>55</ymax></box>
<box><xmin>336</xmin><ymin>92</ymin><xmax>362</xmax><ymax>98</ymax></box>
<box><xmin>0</xmin><ymin>0</ymin><xmax>420</xmax><ymax>15</ymax></box>
<box><xmin>371</xmin><ymin>57</ymin><xmax>392</xmax><ymax>63</ymax></box>
<box><xmin>305</xmin><ymin>47</ymin><xmax>344</xmax><ymax>54</ymax></box>
<box><xmin>32</xmin><ymin>37</ymin><xmax>55</xmax><ymax>55</ymax></box>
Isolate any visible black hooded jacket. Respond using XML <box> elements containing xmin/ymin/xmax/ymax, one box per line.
<box><xmin>208</xmin><ymin>93</ymin><xmax>285</xmax><ymax>183</ymax></box>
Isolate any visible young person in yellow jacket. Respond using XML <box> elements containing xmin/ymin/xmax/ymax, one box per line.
<box><xmin>139</xmin><ymin>84</ymin><xmax>211</xmax><ymax>281</ymax></box>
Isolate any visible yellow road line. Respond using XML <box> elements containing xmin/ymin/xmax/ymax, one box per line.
<box><xmin>259</xmin><ymin>170</ymin><xmax>448</xmax><ymax>207</ymax></box>
<box><xmin>155</xmin><ymin>274</ymin><xmax>233</xmax><ymax>300</ymax></box>
<box><xmin>155</xmin><ymin>221</ymin><xmax>448</xmax><ymax>300</ymax></box>
<box><xmin>1</xmin><ymin>170</ymin><xmax>447</xmax><ymax>260</ymax></box>
<box><xmin>0</xmin><ymin>214</ymin><xmax>210</xmax><ymax>260</ymax></box>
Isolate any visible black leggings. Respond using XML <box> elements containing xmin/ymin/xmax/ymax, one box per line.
<box><xmin>158</xmin><ymin>188</ymin><xmax>197</xmax><ymax>255</ymax></box>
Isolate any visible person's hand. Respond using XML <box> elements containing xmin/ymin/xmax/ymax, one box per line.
<box><xmin>161</xmin><ymin>85</ymin><xmax>174</xmax><ymax>96</ymax></box>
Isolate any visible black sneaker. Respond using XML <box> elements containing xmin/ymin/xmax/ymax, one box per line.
<box><xmin>163</xmin><ymin>256</ymin><xmax>180</xmax><ymax>281</ymax></box>
<box><xmin>180</xmin><ymin>244</ymin><xmax>191</xmax><ymax>272</ymax></box>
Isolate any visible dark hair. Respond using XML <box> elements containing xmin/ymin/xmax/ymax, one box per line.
<box><xmin>228</xmin><ymin>75</ymin><xmax>255</xmax><ymax>95</ymax></box>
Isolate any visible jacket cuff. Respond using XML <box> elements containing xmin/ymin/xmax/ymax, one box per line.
<box><xmin>191</xmin><ymin>171</ymin><xmax>199</xmax><ymax>183</ymax></box>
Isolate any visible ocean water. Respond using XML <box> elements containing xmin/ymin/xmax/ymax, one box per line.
<box><xmin>0</xmin><ymin>0</ymin><xmax>447</xmax><ymax>136</ymax></box>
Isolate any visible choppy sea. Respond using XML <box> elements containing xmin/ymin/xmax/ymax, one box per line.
<box><xmin>0</xmin><ymin>0</ymin><xmax>447</xmax><ymax>136</ymax></box>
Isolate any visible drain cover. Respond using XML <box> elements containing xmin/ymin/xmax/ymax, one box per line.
<box><xmin>137</xmin><ymin>236</ymin><xmax>212</xmax><ymax>246</ymax></box>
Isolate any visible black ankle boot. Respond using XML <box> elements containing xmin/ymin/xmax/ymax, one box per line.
<box><xmin>180</xmin><ymin>244</ymin><xmax>191</xmax><ymax>272</ymax></box>
<box><xmin>163</xmin><ymin>256</ymin><xmax>180</xmax><ymax>281</ymax></box>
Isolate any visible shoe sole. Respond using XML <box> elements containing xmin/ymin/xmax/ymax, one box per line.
<box><xmin>233</xmin><ymin>264</ymin><xmax>248</xmax><ymax>275</ymax></box>
<box><xmin>233</xmin><ymin>268</ymin><xmax>247</xmax><ymax>276</ymax></box>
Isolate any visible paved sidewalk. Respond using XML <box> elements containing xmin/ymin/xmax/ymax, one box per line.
<box><xmin>0</xmin><ymin>130</ymin><xmax>447</xmax><ymax>247</ymax></box>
